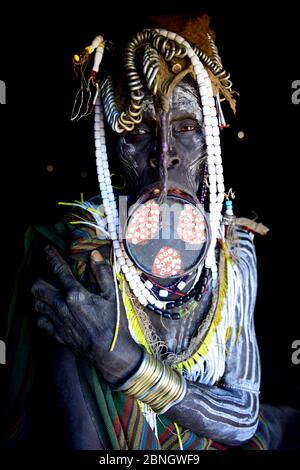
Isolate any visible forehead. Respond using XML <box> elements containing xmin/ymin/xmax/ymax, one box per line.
<box><xmin>142</xmin><ymin>81</ymin><xmax>203</xmax><ymax>120</ymax></box>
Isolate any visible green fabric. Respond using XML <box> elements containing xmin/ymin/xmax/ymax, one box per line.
<box><xmin>6</xmin><ymin>223</ymin><xmax>68</xmax><ymax>403</ymax></box>
<box><xmin>1</xmin><ymin>219</ymin><xmax>122</xmax><ymax>448</ymax></box>
<box><xmin>77</xmin><ymin>358</ymin><xmax>120</xmax><ymax>450</ymax></box>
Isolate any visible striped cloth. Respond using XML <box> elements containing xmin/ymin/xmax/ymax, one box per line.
<box><xmin>77</xmin><ymin>359</ymin><xmax>270</xmax><ymax>450</ymax></box>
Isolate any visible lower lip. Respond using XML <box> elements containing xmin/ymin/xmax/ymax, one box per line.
<box><xmin>124</xmin><ymin>191</ymin><xmax>210</xmax><ymax>279</ymax></box>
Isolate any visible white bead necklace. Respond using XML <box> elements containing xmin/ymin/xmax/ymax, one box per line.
<box><xmin>93</xmin><ymin>30</ymin><xmax>224</xmax><ymax>312</ymax></box>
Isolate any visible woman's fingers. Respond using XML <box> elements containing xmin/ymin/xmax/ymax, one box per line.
<box><xmin>34</xmin><ymin>299</ymin><xmax>56</xmax><ymax>318</ymax></box>
<box><xmin>37</xmin><ymin>316</ymin><xmax>63</xmax><ymax>344</ymax></box>
<box><xmin>45</xmin><ymin>245</ymin><xmax>80</xmax><ymax>291</ymax></box>
<box><xmin>31</xmin><ymin>278</ymin><xmax>59</xmax><ymax>304</ymax></box>
<box><xmin>90</xmin><ymin>250</ymin><xmax>114</xmax><ymax>300</ymax></box>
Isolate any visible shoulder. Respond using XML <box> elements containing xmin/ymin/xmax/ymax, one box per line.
<box><xmin>234</xmin><ymin>225</ymin><xmax>257</xmax><ymax>267</ymax></box>
<box><xmin>225</xmin><ymin>226</ymin><xmax>258</xmax><ymax>313</ymax></box>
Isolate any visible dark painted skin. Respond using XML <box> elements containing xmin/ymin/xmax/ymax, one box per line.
<box><xmin>32</xmin><ymin>246</ymin><xmax>142</xmax><ymax>385</ymax></box>
<box><xmin>117</xmin><ymin>81</ymin><xmax>206</xmax><ymax>197</ymax></box>
<box><xmin>32</xmin><ymin>81</ymin><xmax>209</xmax><ymax>380</ymax></box>
<box><xmin>31</xmin><ymin>80</ymin><xmax>265</xmax><ymax>447</ymax></box>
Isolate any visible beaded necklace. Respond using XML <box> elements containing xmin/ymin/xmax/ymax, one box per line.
<box><xmin>145</xmin><ymin>266</ymin><xmax>211</xmax><ymax>319</ymax></box>
<box><xmin>75</xmin><ymin>28</ymin><xmax>226</xmax><ymax>320</ymax></box>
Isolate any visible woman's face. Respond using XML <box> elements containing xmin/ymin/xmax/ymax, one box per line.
<box><xmin>117</xmin><ymin>80</ymin><xmax>207</xmax><ymax>199</ymax></box>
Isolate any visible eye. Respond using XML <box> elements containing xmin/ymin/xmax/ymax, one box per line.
<box><xmin>131</xmin><ymin>126</ymin><xmax>150</xmax><ymax>135</ymax></box>
<box><xmin>179</xmin><ymin>124</ymin><xmax>197</xmax><ymax>132</ymax></box>
<box><xmin>173</xmin><ymin>119</ymin><xmax>201</xmax><ymax>134</ymax></box>
<box><xmin>124</xmin><ymin>125</ymin><xmax>152</xmax><ymax>144</ymax></box>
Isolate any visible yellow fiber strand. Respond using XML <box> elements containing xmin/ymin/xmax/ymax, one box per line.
<box><xmin>182</xmin><ymin>360</ymin><xmax>191</xmax><ymax>371</ymax></box>
<box><xmin>187</xmin><ymin>357</ymin><xmax>196</xmax><ymax>369</ymax></box>
<box><xmin>74</xmin><ymin>193</ymin><xmax>85</xmax><ymax>204</ymax></box>
<box><xmin>213</xmin><ymin>259</ymin><xmax>228</xmax><ymax>327</ymax></box>
<box><xmin>137</xmin><ymin>400</ymin><xmax>144</xmax><ymax>413</ymax></box>
<box><xmin>58</xmin><ymin>201</ymin><xmax>79</xmax><ymax>206</ymax></box>
<box><xmin>59</xmin><ymin>200</ymin><xmax>105</xmax><ymax>217</ymax></box>
<box><xmin>109</xmin><ymin>322</ymin><xmax>120</xmax><ymax>352</ymax></box>
<box><xmin>191</xmin><ymin>352</ymin><xmax>203</xmax><ymax>364</ymax></box>
<box><xmin>173</xmin><ymin>422</ymin><xmax>183</xmax><ymax>450</ymax></box>
<box><xmin>219</xmin><ymin>239</ymin><xmax>235</xmax><ymax>268</ymax></box>
<box><xmin>117</xmin><ymin>272</ymin><xmax>152</xmax><ymax>354</ymax></box>
<box><xmin>109</xmin><ymin>264</ymin><xmax>121</xmax><ymax>352</ymax></box>
<box><xmin>226</xmin><ymin>326</ymin><xmax>233</xmax><ymax>342</ymax></box>
<box><xmin>235</xmin><ymin>325</ymin><xmax>243</xmax><ymax>346</ymax></box>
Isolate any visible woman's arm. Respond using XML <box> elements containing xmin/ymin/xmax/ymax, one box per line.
<box><xmin>160</xmin><ymin>229</ymin><xmax>261</xmax><ymax>445</ymax></box>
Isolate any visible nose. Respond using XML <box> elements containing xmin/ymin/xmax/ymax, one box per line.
<box><xmin>167</xmin><ymin>156</ymin><xmax>181</xmax><ymax>168</ymax></box>
<box><xmin>149</xmin><ymin>151</ymin><xmax>181</xmax><ymax>169</ymax></box>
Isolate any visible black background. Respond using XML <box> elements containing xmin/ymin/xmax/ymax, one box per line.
<box><xmin>0</xmin><ymin>0</ymin><xmax>299</xmax><ymax>417</ymax></box>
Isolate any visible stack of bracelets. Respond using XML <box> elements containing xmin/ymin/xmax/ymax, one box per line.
<box><xmin>113</xmin><ymin>349</ymin><xmax>187</xmax><ymax>414</ymax></box>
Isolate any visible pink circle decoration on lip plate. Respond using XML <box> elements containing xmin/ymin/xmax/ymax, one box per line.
<box><xmin>177</xmin><ymin>204</ymin><xmax>207</xmax><ymax>244</ymax></box>
<box><xmin>126</xmin><ymin>200</ymin><xmax>160</xmax><ymax>245</ymax></box>
<box><xmin>152</xmin><ymin>246</ymin><xmax>182</xmax><ymax>278</ymax></box>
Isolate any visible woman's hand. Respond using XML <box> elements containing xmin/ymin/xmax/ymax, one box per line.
<box><xmin>31</xmin><ymin>245</ymin><xmax>142</xmax><ymax>384</ymax></box>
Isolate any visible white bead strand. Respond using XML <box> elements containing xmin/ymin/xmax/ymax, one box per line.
<box><xmin>162</xmin><ymin>30</ymin><xmax>225</xmax><ymax>278</ymax></box>
<box><xmin>94</xmin><ymin>99</ymin><xmax>158</xmax><ymax>307</ymax></box>
<box><xmin>93</xmin><ymin>28</ymin><xmax>229</xmax><ymax>305</ymax></box>
<box><xmin>155</xmin><ymin>29</ymin><xmax>224</xmax><ymax>277</ymax></box>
